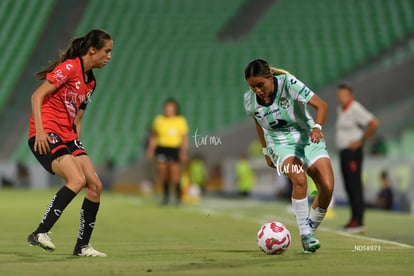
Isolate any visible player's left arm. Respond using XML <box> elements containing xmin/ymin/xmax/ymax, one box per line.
<box><xmin>180</xmin><ymin>118</ymin><xmax>189</xmax><ymax>163</ymax></box>
<box><xmin>307</xmin><ymin>95</ymin><xmax>328</xmax><ymax>143</ymax></box>
<box><xmin>180</xmin><ymin>134</ymin><xmax>189</xmax><ymax>163</ymax></box>
<box><xmin>74</xmin><ymin>109</ymin><xmax>85</xmax><ymax>139</ymax></box>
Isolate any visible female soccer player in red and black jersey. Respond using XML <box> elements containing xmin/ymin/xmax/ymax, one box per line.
<box><xmin>27</xmin><ymin>29</ymin><xmax>112</xmax><ymax>257</ymax></box>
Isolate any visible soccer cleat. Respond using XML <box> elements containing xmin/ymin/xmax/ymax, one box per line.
<box><xmin>27</xmin><ymin>232</ymin><xmax>56</xmax><ymax>252</ymax></box>
<box><xmin>301</xmin><ymin>233</ymin><xmax>320</xmax><ymax>253</ymax></box>
<box><xmin>74</xmin><ymin>244</ymin><xmax>107</xmax><ymax>257</ymax></box>
<box><xmin>343</xmin><ymin>220</ymin><xmax>365</xmax><ymax>233</ymax></box>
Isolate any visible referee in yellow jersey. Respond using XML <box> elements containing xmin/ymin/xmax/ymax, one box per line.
<box><xmin>146</xmin><ymin>98</ymin><xmax>189</xmax><ymax>205</ymax></box>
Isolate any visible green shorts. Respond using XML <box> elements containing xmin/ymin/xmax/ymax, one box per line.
<box><xmin>267</xmin><ymin>140</ymin><xmax>330</xmax><ymax>170</ymax></box>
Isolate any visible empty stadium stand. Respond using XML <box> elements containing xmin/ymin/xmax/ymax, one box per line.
<box><xmin>0</xmin><ymin>0</ymin><xmax>55</xmax><ymax>110</ymax></box>
<box><xmin>9</xmin><ymin>0</ymin><xmax>414</xmax><ymax>166</ymax></box>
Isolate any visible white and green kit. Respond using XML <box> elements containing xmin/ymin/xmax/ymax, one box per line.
<box><xmin>244</xmin><ymin>74</ymin><xmax>329</xmax><ymax>169</ymax></box>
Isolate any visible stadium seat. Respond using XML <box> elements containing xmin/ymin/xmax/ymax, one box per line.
<box><xmin>0</xmin><ymin>0</ymin><xmax>54</xmax><ymax>111</ymax></box>
<box><xmin>12</xmin><ymin>0</ymin><xmax>414</xmax><ymax>165</ymax></box>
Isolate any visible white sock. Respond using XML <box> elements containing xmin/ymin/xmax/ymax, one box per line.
<box><xmin>291</xmin><ymin>197</ymin><xmax>311</xmax><ymax>236</ymax></box>
<box><xmin>309</xmin><ymin>207</ymin><xmax>327</xmax><ymax>233</ymax></box>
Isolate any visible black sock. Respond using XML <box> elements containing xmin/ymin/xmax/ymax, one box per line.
<box><xmin>163</xmin><ymin>181</ymin><xmax>170</xmax><ymax>203</ymax></box>
<box><xmin>75</xmin><ymin>198</ymin><xmax>100</xmax><ymax>250</ymax></box>
<box><xmin>175</xmin><ymin>182</ymin><xmax>182</xmax><ymax>203</ymax></box>
<box><xmin>34</xmin><ymin>186</ymin><xmax>77</xmax><ymax>234</ymax></box>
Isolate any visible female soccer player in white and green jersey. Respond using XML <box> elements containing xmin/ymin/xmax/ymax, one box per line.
<box><xmin>244</xmin><ymin>59</ymin><xmax>334</xmax><ymax>253</ymax></box>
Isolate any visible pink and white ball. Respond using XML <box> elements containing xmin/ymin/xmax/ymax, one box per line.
<box><xmin>257</xmin><ymin>221</ymin><xmax>291</xmax><ymax>254</ymax></box>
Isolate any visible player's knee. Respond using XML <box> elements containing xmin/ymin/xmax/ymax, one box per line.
<box><xmin>88</xmin><ymin>177</ymin><xmax>103</xmax><ymax>195</ymax></box>
<box><xmin>68</xmin><ymin>174</ymin><xmax>87</xmax><ymax>191</ymax></box>
<box><xmin>322</xmin><ymin>181</ymin><xmax>334</xmax><ymax>196</ymax></box>
<box><xmin>95</xmin><ymin>179</ymin><xmax>103</xmax><ymax>194</ymax></box>
<box><xmin>290</xmin><ymin>173</ymin><xmax>308</xmax><ymax>190</ymax></box>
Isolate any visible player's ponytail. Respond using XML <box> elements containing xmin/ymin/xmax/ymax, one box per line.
<box><xmin>35</xmin><ymin>29</ymin><xmax>111</xmax><ymax>80</ymax></box>
<box><xmin>269</xmin><ymin>67</ymin><xmax>291</xmax><ymax>76</ymax></box>
<box><xmin>245</xmin><ymin>59</ymin><xmax>291</xmax><ymax>79</ymax></box>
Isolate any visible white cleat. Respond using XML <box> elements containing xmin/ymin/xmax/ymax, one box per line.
<box><xmin>74</xmin><ymin>244</ymin><xmax>107</xmax><ymax>257</ymax></box>
<box><xmin>28</xmin><ymin>232</ymin><xmax>56</xmax><ymax>252</ymax></box>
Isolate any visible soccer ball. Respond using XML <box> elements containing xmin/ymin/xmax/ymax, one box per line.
<box><xmin>257</xmin><ymin>221</ymin><xmax>291</xmax><ymax>255</ymax></box>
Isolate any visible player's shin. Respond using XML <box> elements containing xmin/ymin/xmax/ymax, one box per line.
<box><xmin>162</xmin><ymin>180</ymin><xmax>170</xmax><ymax>204</ymax></box>
<box><xmin>33</xmin><ymin>186</ymin><xmax>77</xmax><ymax>234</ymax></box>
<box><xmin>309</xmin><ymin>207</ymin><xmax>327</xmax><ymax>234</ymax></box>
<box><xmin>291</xmin><ymin>197</ymin><xmax>311</xmax><ymax>236</ymax></box>
<box><xmin>74</xmin><ymin>198</ymin><xmax>100</xmax><ymax>251</ymax></box>
<box><xmin>175</xmin><ymin>182</ymin><xmax>182</xmax><ymax>204</ymax></box>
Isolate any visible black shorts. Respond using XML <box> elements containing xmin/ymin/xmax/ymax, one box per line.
<box><xmin>28</xmin><ymin>133</ymin><xmax>87</xmax><ymax>175</ymax></box>
<box><xmin>155</xmin><ymin>146</ymin><xmax>180</xmax><ymax>163</ymax></box>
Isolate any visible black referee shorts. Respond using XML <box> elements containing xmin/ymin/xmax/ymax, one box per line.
<box><xmin>155</xmin><ymin>146</ymin><xmax>180</xmax><ymax>163</ymax></box>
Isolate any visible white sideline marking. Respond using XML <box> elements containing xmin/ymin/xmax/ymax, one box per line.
<box><xmin>192</xmin><ymin>200</ymin><xmax>414</xmax><ymax>249</ymax></box>
<box><xmin>333</xmin><ymin>230</ymin><xmax>414</xmax><ymax>249</ymax></box>
<box><xmin>265</xmin><ymin>215</ymin><xmax>414</xmax><ymax>249</ymax></box>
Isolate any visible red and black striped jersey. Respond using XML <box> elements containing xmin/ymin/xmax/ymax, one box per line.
<box><xmin>29</xmin><ymin>57</ymin><xmax>95</xmax><ymax>142</ymax></box>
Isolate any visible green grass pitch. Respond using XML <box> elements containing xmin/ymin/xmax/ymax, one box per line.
<box><xmin>0</xmin><ymin>189</ymin><xmax>413</xmax><ymax>275</ymax></box>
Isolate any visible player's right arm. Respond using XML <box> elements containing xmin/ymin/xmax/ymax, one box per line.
<box><xmin>146</xmin><ymin>116</ymin><xmax>159</xmax><ymax>160</ymax></box>
<box><xmin>31</xmin><ymin>81</ymin><xmax>56</xmax><ymax>154</ymax></box>
<box><xmin>146</xmin><ymin>132</ymin><xmax>157</xmax><ymax>160</ymax></box>
<box><xmin>254</xmin><ymin>118</ymin><xmax>275</xmax><ymax>169</ymax></box>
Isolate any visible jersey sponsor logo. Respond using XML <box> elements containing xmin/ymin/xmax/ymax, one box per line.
<box><xmin>168</xmin><ymin>127</ymin><xmax>178</xmax><ymax>136</ymax></box>
<box><xmin>81</xmin><ymin>90</ymin><xmax>94</xmax><ymax>105</ymax></box>
<box><xmin>254</xmin><ymin>111</ymin><xmax>262</xmax><ymax>119</ymax></box>
<box><xmin>65</xmin><ymin>91</ymin><xmax>78</xmax><ymax>104</ymax></box>
<box><xmin>268</xmin><ymin>148</ymin><xmax>278</xmax><ymax>162</ymax></box>
<box><xmin>302</xmin><ymin>87</ymin><xmax>311</xmax><ymax>97</ymax></box>
<box><xmin>66</xmin><ymin>64</ymin><xmax>73</xmax><ymax>71</ymax></box>
<box><xmin>65</xmin><ymin>100</ymin><xmax>77</xmax><ymax>118</ymax></box>
<box><xmin>54</xmin><ymin>209</ymin><xmax>62</xmax><ymax>217</ymax></box>
<box><xmin>41</xmin><ymin>194</ymin><xmax>57</xmax><ymax>224</ymax></box>
<box><xmin>74</xmin><ymin>140</ymin><xmax>85</xmax><ymax>150</ymax></box>
<box><xmin>269</xmin><ymin>119</ymin><xmax>288</xmax><ymax>129</ymax></box>
<box><xmin>279</xmin><ymin>97</ymin><xmax>290</xmax><ymax>109</ymax></box>
<box><xmin>262</xmin><ymin>109</ymin><xmax>279</xmax><ymax>117</ymax></box>
<box><xmin>64</xmin><ymin>89</ymin><xmax>93</xmax><ymax>109</ymax></box>
<box><xmin>52</xmin><ymin>69</ymin><xmax>67</xmax><ymax>82</ymax></box>
<box><xmin>255</xmin><ymin>109</ymin><xmax>278</xmax><ymax>119</ymax></box>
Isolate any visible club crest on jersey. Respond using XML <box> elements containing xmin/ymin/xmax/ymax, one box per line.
<box><xmin>48</xmin><ymin>133</ymin><xmax>60</xmax><ymax>144</ymax></box>
<box><xmin>279</xmin><ymin>97</ymin><xmax>290</xmax><ymax>109</ymax></box>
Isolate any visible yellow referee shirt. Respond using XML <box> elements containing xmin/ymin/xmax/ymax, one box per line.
<box><xmin>153</xmin><ymin>115</ymin><xmax>188</xmax><ymax>148</ymax></box>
